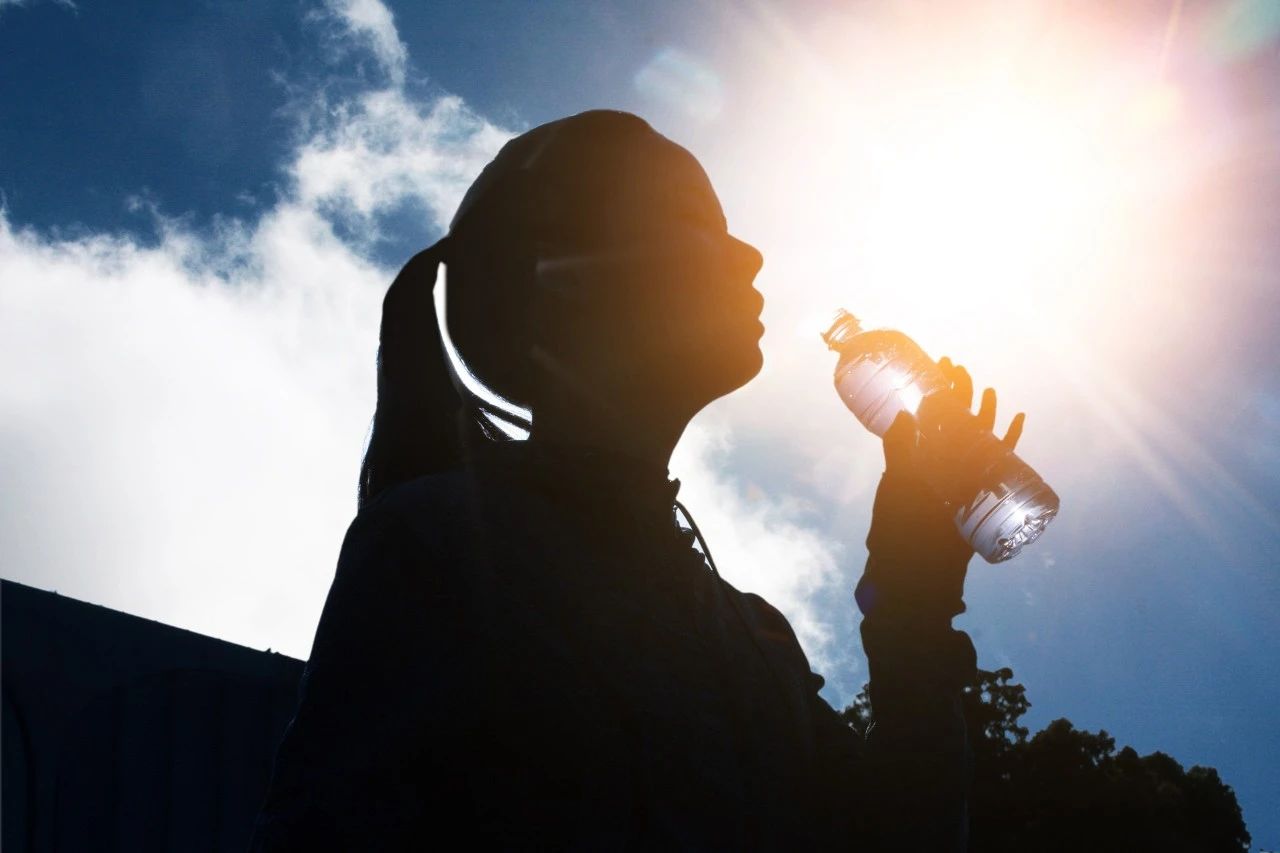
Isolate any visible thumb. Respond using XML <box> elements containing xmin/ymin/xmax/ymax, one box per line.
<box><xmin>883</xmin><ymin>409</ymin><xmax>918</xmax><ymax>474</ymax></box>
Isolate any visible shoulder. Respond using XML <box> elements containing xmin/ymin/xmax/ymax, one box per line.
<box><xmin>328</xmin><ymin>470</ymin><xmax>479</xmax><ymax>591</ymax></box>
<box><xmin>716</xmin><ymin>578</ymin><xmax>798</xmax><ymax>641</ymax></box>
<box><xmin>715</xmin><ymin>579</ymin><xmax>816</xmax><ymax>676</ymax></box>
<box><xmin>313</xmin><ymin>472</ymin><xmax>486</xmax><ymax>653</ymax></box>
<box><xmin>714</xmin><ymin>581</ymin><xmax>845</xmax><ymax>742</ymax></box>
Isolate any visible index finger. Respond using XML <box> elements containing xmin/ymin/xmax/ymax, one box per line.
<box><xmin>948</xmin><ymin>361</ymin><xmax>974</xmax><ymax>412</ymax></box>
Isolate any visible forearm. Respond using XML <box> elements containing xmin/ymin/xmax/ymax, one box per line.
<box><xmin>855</xmin><ymin>472</ymin><xmax>976</xmax><ymax>852</ymax></box>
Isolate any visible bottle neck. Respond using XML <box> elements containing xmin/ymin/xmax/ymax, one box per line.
<box><xmin>821</xmin><ymin>309</ymin><xmax>864</xmax><ymax>352</ymax></box>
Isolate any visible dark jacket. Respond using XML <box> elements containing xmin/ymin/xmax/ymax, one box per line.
<box><xmin>249</xmin><ymin>438</ymin><xmax>975</xmax><ymax>851</ymax></box>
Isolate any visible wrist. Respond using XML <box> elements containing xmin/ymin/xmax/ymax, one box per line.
<box><xmin>867</xmin><ymin>470</ymin><xmax>972</xmax><ymax>563</ymax></box>
<box><xmin>855</xmin><ymin>551</ymin><xmax>969</xmax><ymax>625</ymax></box>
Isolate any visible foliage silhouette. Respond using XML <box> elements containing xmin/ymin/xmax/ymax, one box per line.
<box><xmin>841</xmin><ymin>668</ymin><xmax>1250</xmax><ymax>852</ymax></box>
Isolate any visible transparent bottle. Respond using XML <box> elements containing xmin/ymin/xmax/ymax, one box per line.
<box><xmin>822</xmin><ymin>308</ymin><xmax>1059</xmax><ymax>563</ymax></box>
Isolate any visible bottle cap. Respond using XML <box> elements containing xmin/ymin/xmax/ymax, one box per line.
<box><xmin>820</xmin><ymin>309</ymin><xmax>864</xmax><ymax>352</ymax></box>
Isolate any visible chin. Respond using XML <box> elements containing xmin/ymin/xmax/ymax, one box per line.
<box><xmin>718</xmin><ymin>344</ymin><xmax>765</xmax><ymax>396</ymax></box>
<box><xmin>672</xmin><ymin>336</ymin><xmax>763</xmax><ymax>405</ymax></box>
<box><xmin>743</xmin><ymin>345</ymin><xmax>764</xmax><ymax>382</ymax></box>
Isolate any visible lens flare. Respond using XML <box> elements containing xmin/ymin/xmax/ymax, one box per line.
<box><xmin>711</xmin><ymin>0</ymin><xmax>1277</xmax><ymax>540</ymax></box>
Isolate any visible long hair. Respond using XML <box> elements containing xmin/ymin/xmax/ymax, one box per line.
<box><xmin>358</xmin><ymin>239</ymin><xmax>466</xmax><ymax>508</ymax></box>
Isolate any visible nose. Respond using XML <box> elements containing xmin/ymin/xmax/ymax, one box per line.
<box><xmin>728</xmin><ymin>234</ymin><xmax>764</xmax><ymax>279</ymax></box>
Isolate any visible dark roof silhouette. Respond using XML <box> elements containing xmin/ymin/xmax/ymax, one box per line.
<box><xmin>2</xmin><ymin>579</ymin><xmax>303</xmax><ymax>853</ymax></box>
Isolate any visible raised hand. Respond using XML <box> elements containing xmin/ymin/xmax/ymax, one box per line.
<box><xmin>884</xmin><ymin>357</ymin><xmax>1026</xmax><ymax>498</ymax></box>
<box><xmin>936</xmin><ymin>355</ymin><xmax>1025</xmax><ymax>450</ymax></box>
<box><xmin>862</xmin><ymin>357</ymin><xmax>1025</xmax><ymax>620</ymax></box>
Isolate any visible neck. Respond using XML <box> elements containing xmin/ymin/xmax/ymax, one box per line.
<box><xmin>527</xmin><ymin>408</ymin><xmax>685</xmax><ymax>475</ymax></box>
<box><xmin>523</xmin><ymin>343</ymin><xmax>702</xmax><ymax>475</ymax></box>
<box><xmin>527</xmin><ymin>391</ymin><xmax>696</xmax><ymax>478</ymax></box>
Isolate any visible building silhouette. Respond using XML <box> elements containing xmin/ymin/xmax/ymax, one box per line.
<box><xmin>2</xmin><ymin>580</ymin><xmax>303</xmax><ymax>852</ymax></box>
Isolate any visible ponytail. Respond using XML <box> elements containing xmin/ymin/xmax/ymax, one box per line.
<box><xmin>357</xmin><ymin>238</ymin><xmax>472</xmax><ymax>508</ymax></box>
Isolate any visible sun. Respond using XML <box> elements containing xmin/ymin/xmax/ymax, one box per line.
<box><xmin>718</xmin><ymin>3</ymin><xmax>1202</xmax><ymax>379</ymax></box>
<box><xmin>850</xmin><ymin>81</ymin><xmax>1125</xmax><ymax>337</ymax></box>
<box><xmin>707</xmin><ymin>1</ymin><xmax>1274</xmax><ymax>541</ymax></box>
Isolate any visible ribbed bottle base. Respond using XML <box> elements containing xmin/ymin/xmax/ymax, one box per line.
<box><xmin>959</xmin><ymin>479</ymin><xmax>1060</xmax><ymax>563</ymax></box>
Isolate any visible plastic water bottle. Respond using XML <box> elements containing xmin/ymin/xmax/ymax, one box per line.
<box><xmin>822</xmin><ymin>309</ymin><xmax>1059</xmax><ymax>563</ymax></box>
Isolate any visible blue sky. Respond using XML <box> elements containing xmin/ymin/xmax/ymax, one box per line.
<box><xmin>2</xmin><ymin>0</ymin><xmax>1277</xmax><ymax>845</ymax></box>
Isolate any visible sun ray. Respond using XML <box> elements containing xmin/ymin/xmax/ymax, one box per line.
<box><xmin>705</xmin><ymin>0</ymin><xmax>1268</xmax><ymax>563</ymax></box>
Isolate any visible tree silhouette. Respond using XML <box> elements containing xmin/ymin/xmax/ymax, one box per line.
<box><xmin>841</xmin><ymin>668</ymin><xmax>1250</xmax><ymax>852</ymax></box>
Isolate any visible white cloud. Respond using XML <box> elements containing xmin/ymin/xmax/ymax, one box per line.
<box><xmin>319</xmin><ymin>0</ymin><xmax>407</xmax><ymax>85</ymax></box>
<box><xmin>0</xmin><ymin>0</ymin><xmax>847</xmax><ymax>675</ymax></box>
<box><xmin>0</xmin><ymin>0</ymin><xmax>75</xmax><ymax>12</ymax></box>
<box><xmin>1</xmin><ymin>201</ymin><xmax>381</xmax><ymax>655</ymax></box>
<box><xmin>292</xmin><ymin>91</ymin><xmax>509</xmax><ymax>233</ymax></box>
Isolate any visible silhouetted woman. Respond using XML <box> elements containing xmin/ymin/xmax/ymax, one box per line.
<box><xmin>250</xmin><ymin>110</ymin><xmax>1019</xmax><ymax>851</ymax></box>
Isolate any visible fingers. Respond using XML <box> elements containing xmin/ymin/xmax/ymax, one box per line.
<box><xmin>1003</xmin><ymin>412</ymin><xmax>1025</xmax><ymax>449</ymax></box>
<box><xmin>976</xmin><ymin>387</ymin><xmax>997</xmax><ymax>433</ymax></box>
<box><xmin>938</xmin><ymin>356</ymin><xmax>974</xmax><ymax>411</ymax></box>
<box><xmin>939</xmin><ymin>357</ymin><xmax>1025</xmax><ymax>447</ymax></box>
<box><xmin>883</xmin><ymin>409</ymin><xmax>918</xmax><ymax>473</ymax></box>
<box><xmin>954</xmin><ymin>367</ymin><xmax>974</xmax><ymax>413</ymax></box>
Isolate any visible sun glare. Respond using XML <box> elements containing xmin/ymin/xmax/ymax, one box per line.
<box><xmin>713</xmin><ymin>1</ymin><xmax>1276</xmax><ymax>540</ymax></box>
<box><xmin>853</xmin><ymin>84</ymin><xmax>1126</xmax><ymax>333</ymax></box>
<box><xmin>730</xmin><ymin>5</ymin><xmax>1202</xmax><ymax>365</ymax></box>
<box><xmin>716</xmin><ymin>3</ymin><xmax>1228</xmax><ymax>379</ymax></box>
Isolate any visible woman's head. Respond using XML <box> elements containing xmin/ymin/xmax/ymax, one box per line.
<box><xmin>360</xmin><ymin>110</ymin><xmax>763</xmax><ymax>506</ymax></box>
<box><xmin>446</xmin><ymin>109</ymin><xmax>764</xmax><ymax>425</ymax></box>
